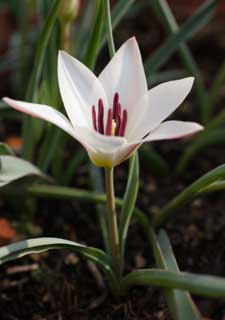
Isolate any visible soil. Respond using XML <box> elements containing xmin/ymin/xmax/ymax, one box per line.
<box><xmin>1</xmin><ymin>4</ymin><xmax>225</xmax><ymax>320</ymax></box>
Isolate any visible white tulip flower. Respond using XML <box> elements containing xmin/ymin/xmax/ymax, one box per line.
<box><xmin>3</xmin><ymin>37</ymin><xmax>203</xmax><ymax>167</ymax></box>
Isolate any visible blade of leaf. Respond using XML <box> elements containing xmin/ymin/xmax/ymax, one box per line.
<box><xmin>83</xmin><ymin>0</ymin><xmax>104</xmax><ymax>69</ymax></box>
<box><xmin>134</xmin><ymin>212</ymin><xmax>201</xmax><ymax>319</ymax></box>
<box><xmin>22</xmin><ymin>0</ymin><xmax>61</xmax><ymax>159</ymax></box>
<box><xmin>157</xmin><ymin>230</ymin><xmax>201</xmax><ymax>319</ymax></box>
<box><xmin>176</xmin><ymin>128</ymin><xmax>225</xmax><ymax>174</ymax></box>
<box><xmin>121</xmin><ymin>268</ymin><xmax>225</xmax><ymax>299</ymax></box>
<box><xmin>0</xmin><ymin>156</ymin><xmax>46</xmax><ymax>187</ymax></box>
<box><xmin>0</xmin><ymin>143</ymin><xmax>14</xmax><ymax>156</ymax></box>
<box><xmin>149</xmin><ymin>0</ymin><xmax>207</xmax><ymax>112</ymax></box>
<box><xmin>146</xmin><ymin>0</ymin><xmax>219</xmax><ymax>74</ymax></box>
<box><xmin>119</xmin><ymin>154</ymin><xmax>139</xmax><ymax>271</ymax></box>
<box><xmin>0</xmin><ymin>237</ymin><xmax>117</xmax><ymax>286</ymax></box>
<box><xmin>204</xmin><ymin>58</ymin><xmax>225</xmax><ymax>122</ymax></box>
<box><xmin>155</xmin><ymin>163</ymin><xmax>225</xmax><ymax>227</ymax></box>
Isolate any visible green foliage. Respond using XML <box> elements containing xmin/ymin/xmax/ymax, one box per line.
<box><xmin>0</xmin><ymin>155</ymin><xmax>45</xmax><ymax>187</ymax></box>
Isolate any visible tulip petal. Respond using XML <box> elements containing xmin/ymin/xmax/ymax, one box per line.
<box><xmin>76</xmin><ymin>127</ymin><xmax>127</xmax><ymax>167</ymax></box>
<box><xmin>133</xmin><ymin>121</ymin><xmax>203</xmax><ymax>143</ymax></box>
<box><xmin>126</xmin><ymin>77</ymin><xmax>195</xmax><ymax>141</ymax></box>
<box><xmin>58</xmin><ymin>51</ymin><xmax>108</xmax><ymax>128</ymax></box>
<box><xmin>98</xmin><ymin>37</ymin><xmax>147</xmax><ymax>110</ymax></box>
<box><xmin>3</xmin><ymin>97</ymin><xmax>76</xmax><ymax>138</ymax></box>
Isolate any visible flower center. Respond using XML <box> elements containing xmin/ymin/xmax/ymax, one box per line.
<box><xmin>91</xmin><ymin>93</ymin><xmax>128</xmax><ymax>137</ymax></box>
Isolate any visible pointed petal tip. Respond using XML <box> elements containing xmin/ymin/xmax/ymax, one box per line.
<box><xmin>2</xmin><ymin>97</ymin><xmax>13</xmax><ymax>105</ymax></box>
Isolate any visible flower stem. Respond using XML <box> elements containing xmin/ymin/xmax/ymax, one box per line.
<box><xmin>104</xmin><ymin>167</ymin><xmax>120</xmax><ymax>276</ymax></box>
<box><xmin>104</xmin><ymin>0</ymin><xmax>116</xmax><ymax>58</ymax></box>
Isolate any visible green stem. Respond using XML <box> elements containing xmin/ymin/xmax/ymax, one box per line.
<box><xmin>104</xmin><ymin>0</ymin><xmax>116</xmax><ymax>57</ymax></box>
<box><xmin>104</xmin><ymin>168</ymin><xmax>120</xmax><ymax>276</ymax></box>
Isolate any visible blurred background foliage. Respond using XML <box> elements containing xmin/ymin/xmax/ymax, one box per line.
<box><xmin>0</xmin><ymin>0</ymin><xmax>224</xmax><ymax>181</ymax></box>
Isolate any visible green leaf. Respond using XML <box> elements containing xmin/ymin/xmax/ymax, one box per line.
<box><xmin>119</xmin><ymin>154</ymin><xmax>139</xmax><ymax>270</ymax></box>
<box><xmin>0</xmin><ymin>237</ymin><xmax>118</xmax><ymax>288</ymax></box>
<box><xmin>121</xmin><ymin>268</ymin><xmax>225</xmax><ymax>299</ymax></box>
<box><xmin>0</xmin><ymin>143</ymin><xmax>14</xmax><ymax>156</ymax></box>
<box><xmin>148</xmin><ymin>0</ymin><xmax>215</xmax><ymax>116</ymax></box>
<box><xmin>0</xmin><ymin>156</ymin><xmax>44</xmax><ymax>187</ymax></box>
<box><xmin>146</xmin><ymin>0</ymin><xmax>219</xmax><ymax>74</ymax></box>
<box><xmin>0</xmin><ymin>237</ymin><xmax>106</xmax><ymax>264</ymax></box>
<box><xmin>204</xmin><ymin>58</ymin><xmax>225</xmax><ymax>122</ymax></box>
<box><xmin>157</xmin><ymin>231</ymin><xmax>201</xmax><ymax>319</ymax></box>
<box><xmin>176</xmin><ymin>128</ymin><xmax>225</xmax><ymax>174</ymax></box>
<box><xmin>22</xmin><ymin>0</ymin><xmax>61</xmax><ymax>159</ymax></box>
<box><xmin>155</xmin><ymin>164</ymin><xmax>225</xmax><ymax>226</ymax></box>
<box><xmin>83</xmin><ymin>0</ymin><xmax>104</xmax><ymax>69</ymax></box>
<box><xmin>198</xmin><ymin>180</ymin><xmax>225</xmax><ymax>195</ymax></box>
<box><xmin>134</xmin><ymin>213</ymin><xmax>201</xmax><ymax>319</ymax></box>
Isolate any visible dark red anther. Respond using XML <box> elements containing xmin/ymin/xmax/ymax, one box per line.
<box><xmin>92</xmin><ymin>105</ymin><xmax>97</xmax><ymax>131</ymax></box>
<box><xmin>113</xmin><ymin>92</ymin><xmax>119</xmax><ymax>119</ymax></box>
<box><xmin>118</xmin><ymin>109</ymin><xmax>128</xmax><ymax>137</ymax></box>
<box><xmin>98</xmin><ymin>99</ymin><xmax>104</xmax><ymax>134</ymax></box>
<box><xmin>106</xmin><ymin>108</ymin><xmax>113</xmax><ymax>135</ymax></box>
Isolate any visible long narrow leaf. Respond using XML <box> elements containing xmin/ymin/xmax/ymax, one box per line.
<box><xmin>176</xmin><ymin>128</ymin><xmax>225</xmax><ymax>174</ymax></box>
<box><xmin>134</xmin><ymin>213</ymin><xmax>201</xmax><ymax>319</ymax></box>
<box><xmin>0</xmin><ymin>156</ymin><xmax>46</xmax><ymax>187</ymax></box>
<box><xmin>148</xmin><ymin>0</ymin><xmax>218</xmax><ymax>116</ymax></box>
<box><xmin>22</xmin><ymin>0</ymin><xmax>61</xmax><ymax>159</ymax></box>
<box><xmin>0</xmin><ymin>237</ymin><xmax>117</xmax><ymax>288</ymax></box>
<box><xmin>83</xmin><ymin>0</ymin><xmax>104</xmax><ymax>69</ymax></box>
<box><xmin>146</xmin><ymin>0</ymin><xmax>219</xmax><ymax>74</ymax></box>
<box><xmin>157</xmin><ymin>231</ymin><xmax>201</xmax><ymax>319</ymax></box>
<box><xmin>119</xmin><ymin>154</ymin><xmax>139</xmax><ymax>270</ymax></box>
<box><xmin>121</xmin><ymin>268</ymin><xmax>225</xmax><ymax>299</ymax></box>
<box><xmin>155</xmin><ymin>164</ymin><xmax>225</xmax><ymax>226</ymax></box>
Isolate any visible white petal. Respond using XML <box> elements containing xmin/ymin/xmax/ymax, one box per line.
<box><xmin>135</xmin><ymin>121</ymin><xmax>203</xmax><ymax>143</ymax></box>
<box><xmin>98</xmin><ymin>37</ymin><xmax>147</xmax><ymax>110</ymax></box>
<box><xmin>76</xmin><ymin>127</ymin><xmax>127</xmax><ymax>167</ymax></box>
<box><xmin>3</xmin><ymin>97</ymin><xmax>76</xmax><ymax>138</ymax></box>
<box><xmin>126</xmin><ymin>77</ymin><xmax>195</xmax><ymax>141</ymax></box>
<box><xmin>58</xmin><ymin>51</ymin><xmax>108</xmax><ymax>128</ymax></box>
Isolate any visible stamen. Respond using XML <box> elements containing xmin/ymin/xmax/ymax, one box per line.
<box><xmin>118</xmin><ymin>109</ymin><xmax>128</xmax><ymax>137</ymax></box>
<box><xmin>98</xmin><ymin>99</ymin><xmax>104</xmax><ymax>134</ymax></box>
<box><xmin>91</xmin><ymin>94</ymin><xmax>128</xmax><ymax>137</ymax></box>
<box><xmin>106</xmin><ymin>108</ymin><xmax>113</xmax><ymax>135</ymax></box>
<box><xmin>92</xmin><ymin>105</ymin><xmax>97</xmax><ymax>131</ymax></box>
<box><xmin>115</xmin><ymin>114</ymin><xmax>121</xmax><ymax>136</ymax></box>
<box><xmin>113</xmin><ymin>92</ymin><xmax>119</xmax><ymax>119</ymax></box>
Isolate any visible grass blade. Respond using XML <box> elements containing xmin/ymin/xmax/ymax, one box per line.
<box><xmin>22</xmin><ymin>0</ymin><xmax>61</xmax><ymax>159</ymax></box>
<box><xmin>146</xmin><ymin>0</ymin><xmax>218</xmax><ymax>74</ymax></box>
<box><xmin>157</xmin><ymin>230</ymin><xmax>201</xmax><ymax>319</ymax></box>
<box><xmin>83</xmin><ymin>0</ymin><xmax>104</xmax><ymax>69</ymax></box>
<box><xmin>119</xmin><ymin>154</ymin><xmax>139</xmax><ymax>271</ymax></box>
<box><xmin>149</xmin><ymin>0</ymin><xmax>210</xmax><ymax>112</ymax></box>
<box><xmin>155</xmin><ymin>164</ymin><xmax>225</xmax><ymax>226</ymax></box>
<box><xmin>134</xmin><ymin>213</ymin><xmax>201</xmax><ymax>319</ymax></box>
<box><xmin>176</xmin><ymin>128</ymin><xmax>225</xmax><ymax>174</ymax></box>
<box><xmin>121</xmin><ymin>268</ymin><xmax>225</xmax><ymax>299</ymax></box>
